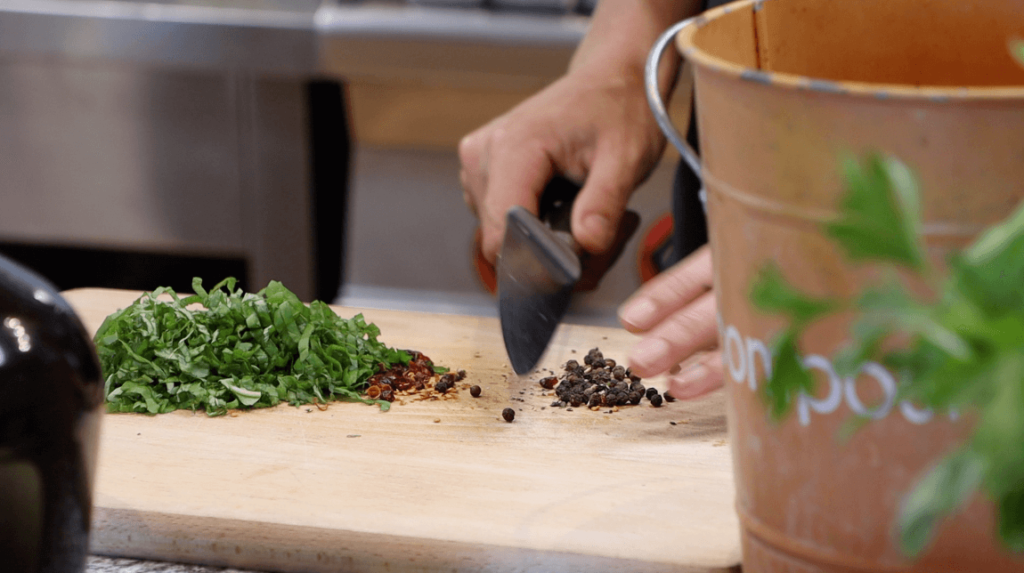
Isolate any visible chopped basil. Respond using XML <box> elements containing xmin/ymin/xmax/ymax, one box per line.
<box><xmin>95</xmin><ymin>278</ymin><xmax>406</xmax><ymax>416</ymax></box>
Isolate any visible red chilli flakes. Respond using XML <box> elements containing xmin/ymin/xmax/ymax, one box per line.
<box><xmin>364</xmin><ymin>351</ymin><xmax>468</xmax><ymax>404</ymax></box>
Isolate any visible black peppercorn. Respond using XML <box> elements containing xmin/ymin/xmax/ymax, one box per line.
<box><xmin>650</xmin><ymin>394</ymin><xmax>664</xmax><ymax>407</ymax></box>
<box><xmin>544</xmin><ymin>348</ymin><xmax>671</xmax><ymax>413</ymax></box>
<box><xmin>470</xmin><ymin>385</ymin><xmax>482</xmax><ymax>398</ymax></box>
<box><xmin>664</xmin><ymin>391</ymin><xmax>676</xmax><ymax>403</ymax></box>
<box><xmin>434</xmin><ymin>380</ymin><xmax>450</xmax><ymax>393</ymax></box>
<box><xmin>502</xmin><ymin>407</ymin><xmax>515</xmax><ymax>422</ymax></box>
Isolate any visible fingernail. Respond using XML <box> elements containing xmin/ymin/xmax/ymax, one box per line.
<box><xmin>630</xmin><ymin>338</ymin><xmax>670</xmax><ymax>374</ymax></box>
<box><xmin>619</xmin><ymin>298</ymin><xmax>657</xmax><ymax>329</ymax></box>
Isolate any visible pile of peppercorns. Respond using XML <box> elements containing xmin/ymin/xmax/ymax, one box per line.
<box><xmin>543</xmin><ymin>347</ymin><xmax>672</xmax><ymax>410</ymax></box>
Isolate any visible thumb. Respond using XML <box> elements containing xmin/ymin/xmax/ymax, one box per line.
<box><xmin>570</xmin><ymin>146</ymin><xmax>637</xmax><ymax>255</ymax></box>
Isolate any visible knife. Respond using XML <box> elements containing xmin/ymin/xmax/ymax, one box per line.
<box><xmin>498</xmin><ymin>177</ymin><xmax>640</xmax><ymax>375</ymax></box>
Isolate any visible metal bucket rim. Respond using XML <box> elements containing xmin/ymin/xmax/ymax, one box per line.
<box><xmin>678</xmin><ymin>0</ymin><xmax>1024</xmax><ymax>102</ymax></box>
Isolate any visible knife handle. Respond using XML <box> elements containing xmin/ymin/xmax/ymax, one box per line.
<box><xmin>538</xmin><ymin>176</ymin><xmax>585</xmax><ymax>261</ymax></box>
<box><xmin>537</xmin><ymin>176</ymin><xmax>580</xmax><ymax>239</ymax></box>
<box><xmin>537</xmin><ymin>175</ymin><xmax>642</xmax><ymax>292</ymax></box>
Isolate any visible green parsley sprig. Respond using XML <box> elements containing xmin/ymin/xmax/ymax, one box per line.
<box><xmin>95</xmin><ymin>277</ymin><xmax>409</xmax><ymax>416</ymax></box>
<box><xmin>751</xmin><ymin>153</ymin><xmax>1024</xmax><ymax>557</ymax></box>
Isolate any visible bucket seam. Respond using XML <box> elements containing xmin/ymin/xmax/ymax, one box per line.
<box><xmin>739</xmin><ymin>509</ymin><xmax>914</xmax><ymax>573</ymax></box>
<box><xmin>703</xmin><ymin>167</ymin><xmax>995</xmax><ymax>238</ymax></box>
<box><xmin>752</xmin><ymin>0</ymin><xmax>764</xmax><ymax>70</ymax></box>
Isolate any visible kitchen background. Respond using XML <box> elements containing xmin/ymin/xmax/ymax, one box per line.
<box><xmin>0</xmin><ymin>0</ymin><xmax>691</xmax><ymax>327</ymax></box>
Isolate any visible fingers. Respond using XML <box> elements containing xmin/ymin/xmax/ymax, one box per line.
<box><xmin>666</xmin><ymin>351</ymin><xmax>724</xmax><ymax>400</ymax></box>
<box><xmin>625</xmin><ymin>288</ymin><xmax>718</xmax><ymax>379</ymax></box>
<box><xmin>459</xmin><ymin>122</ymin><xmax>555</xmax><ymax>265</ymax></box>
<box><xmin>570</xmin><ymin>142</ymin><xmax>640</xmax><ymax>254</ymax></box>
<box><xmin>458</xmin><ymin>131</ymin><xmax>486</xmax><ymax>218</ymax></box>
<box><xmin>618</xmin><ymin>245</ymin><xmax>713</xmax><ymax>333</ymax></box>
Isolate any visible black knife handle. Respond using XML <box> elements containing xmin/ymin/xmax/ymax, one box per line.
<box><xmin>537</xmin><ymin>176</ymin><xmax>581</xmax><ymax>235</ymax></box>
<box><xmin>535</xmin><ymin>175</ymin><xmax>642</xmax><ymax>292</ymax></box>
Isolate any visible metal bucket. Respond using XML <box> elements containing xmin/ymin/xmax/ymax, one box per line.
<box><xmin>646</xmin><ymin>0</ymin><xmax>1024</xmax><ymax>571</ymax></box>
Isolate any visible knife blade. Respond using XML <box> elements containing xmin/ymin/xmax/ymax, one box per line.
<box><xmin>497</xmin><ymin>177</ymin><xmax>639</xmax><ymax>375</ymax></box>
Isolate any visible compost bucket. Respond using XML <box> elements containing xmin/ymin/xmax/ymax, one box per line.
<box><xmin>645</xmin><ymin>0</ymin><xmax>1024</xmax><ymax>571</ymax></box>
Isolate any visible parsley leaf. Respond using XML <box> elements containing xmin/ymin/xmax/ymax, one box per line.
<box><xmin>898</xmin><ymin>448</ymin><xmax>985</xmax><ymax>558</ymax></box>
<box><xmin>95</xmin><ymin>278</ymin><xmax>408</xmax><ymax>416</ymax></box>
<box><xmin>826</xmin><ymin>154</ymin><xmax>926</xmax><ymax>271</ymax></box>
<box><xmin>762</xmin><ymin>329</ymin><xmax>815</xmax><ymax>422</ymax></box>
<box><xmin>954</xmin><ymin>202</ymin><xmax>1024</xmax><ymax>316</ymax></box>
<box><xmin>751</xmin><ymin>263</ymin><xmax>840</xmax><ymax>326</ymax></box>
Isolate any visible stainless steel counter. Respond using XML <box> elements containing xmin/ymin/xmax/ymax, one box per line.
<box><xmin>0</xmin><ymin>0</ymin><xmax>588</xmax><ymax>83</ymax></box>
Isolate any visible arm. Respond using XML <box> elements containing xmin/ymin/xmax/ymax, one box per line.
<box><xmin>459</xmin><ymin>0</ymin><xmax>703</xmax><ymax>264</ymax></box>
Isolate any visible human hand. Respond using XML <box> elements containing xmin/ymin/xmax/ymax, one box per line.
<box><xmin>459</xmin><ymin>68</ymin><xmax>667</xmax><ymax>265</ymax></box>
<box><xmin>618</xmin><ymin>245</ymin><xmax>724</xmax><ymax>400</ymax></box>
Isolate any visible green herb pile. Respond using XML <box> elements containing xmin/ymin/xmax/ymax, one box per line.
<box><xmin>95</xmin><ymin>278</ymin><xmax>409</xmax><ymax>416</ymax></box>
<box><xmin>751</xmin><ymin>154</ymin><xmax>1024</xmax><ymax>557</ymax></box>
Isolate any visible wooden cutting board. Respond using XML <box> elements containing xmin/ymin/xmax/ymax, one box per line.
<box><xmin>63</xmin><ymin>288</ymin><xmax>741</xmax><ymax>573</ymax></box>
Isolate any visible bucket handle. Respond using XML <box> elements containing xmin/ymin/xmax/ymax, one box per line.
<box><xmin>645</xmin><ymin>18</ymin><xmax>706</xmax><ymax>207</ymax></box>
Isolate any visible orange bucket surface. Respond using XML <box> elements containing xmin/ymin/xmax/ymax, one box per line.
<box><xmin>655</xmin><ymin>0</ymin><xmax>1024</xmax><ymax>571</ymax></box>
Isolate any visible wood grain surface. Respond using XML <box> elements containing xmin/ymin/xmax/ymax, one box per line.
<box><xmin>64</xmin><ymin>288</ymin><xmax>740</xmax><ymax>572</ymax></box>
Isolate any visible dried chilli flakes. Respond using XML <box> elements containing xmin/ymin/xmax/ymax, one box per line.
<box><xmin>365</xmin><ymin>351</ymin><xmax>467</xmax><ymax>403</ymax></box>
